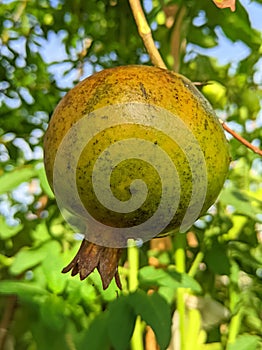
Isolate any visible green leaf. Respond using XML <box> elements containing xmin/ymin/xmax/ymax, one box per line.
<box><xmin>158</xmin><ymin>285</ymin><xmax>176</xmax><ymax>304</ymax></box>
<box><xmin>222</xmin><ymin>4</ymin><xmax>261</xmax><ymax>48</ymax></box>
<box><xmin>39</xmin><ymin>294</ymin><xmax>67</xmax><ymax>331</ymax></box>
<box><xmin>188</xmin><ymin>27</ymin><xmax>217</xmax><ymax>48</ymax></box>
<box><xmin>219</xmin><ymin>187</ymin><xmax>262</xmax><ymax>222</ymax></box>
<box><xmin>77</xmin><ymin>312</ymin><xmax>111</xmax><ymax>350</ymax></box>
<box><xmin>129</xmin><ymin>291</ymin><xmax>172</xmax><ymax>350</ymax></box>
<box><xmin>102</xmin><ymin>291</ymin><xmax>172</xmax><ymax>350</ymax></box>
<box><xmin>205</xmin><ymin>239</ymin><xmax>230</xmax><ymax>275</ymax></box>
<box><xmin>42</xmin><ymin>242</ymin><xmax>67</xmax><ymax>294</ymax></box>
<box><xmin>0</xmin><ymin>216</ymin><xmax>23</xmax><ymax>239</ymax></box>
<box><xmin>36</xmin><ymin>164</ymin><xmax>55</xmax><ymax>198</ymax></box>
<box><xmin>227</xmin><ymin>334</ymin><xmax>260</xmax><ymax>350</ymax></box>
<box><xmin>31</xmin><ymin>220</ymin><xmax>51</xmax><ymax>244</ymax></box>
<box><xmin>9</xmin><ymin>240</ymin><xmax>61</xmax><ymax>275</ymax></box>
<box><xmin>229</xmin><ymin>241</ymin><xmax>262</xmax><ymax>272</ymax></box>
<box><xmin>0</xmin><ymin>280</ymin><xmax>47</xmax><ymax>301</ymax></box>
<box><xmin>241</xmin><ymin>89</ymin><xmax>261</xmax><ymax>116</ymax></box>
<box><xmin>87</xmin><ymin>268</ymin><xmax>122</xmax><ymax>302</ymax></box>
<box><xmin>108</xmin><ymin>296</ymin><xmax>136</xmax><ymax>350</ymax></box>
<box><xmin>0</xmin><ymin>166</ymin><xmax>37</xmax><ymax>194</ymax></box>
<box><xmin>139</xmin><ymin>266</ymin><xmax>202</xmax><ymax>293</ymax></box>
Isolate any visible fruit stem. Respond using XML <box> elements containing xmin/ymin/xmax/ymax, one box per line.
<box><xmin>128</xmin><ymin>239</ymin><xmax>144</xmax><ymax>350</ymax></box>
<box><xmin>174</xmin><ymin>233</ymin><xmax>187</xmax><ymax>350</ymax></box>
<box><xmin>129</xmin><ymin>0</ymin><xmax>167</xmax><ymax>69</ymax></box>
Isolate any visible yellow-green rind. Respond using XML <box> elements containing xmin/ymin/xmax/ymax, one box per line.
<box><xmin>44</xmin><ymin>65</ymin><xmax>230</xmax><ymax>235</ymax></box>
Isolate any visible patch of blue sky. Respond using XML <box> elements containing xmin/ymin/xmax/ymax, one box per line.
<box><xmin>186</xmin><ymin>0</ymin><xmax>262</xmax><ymax>67</ymax></box>
<box><xmin>38</xmin><ymin>30</ymin><xmax>88</xmax><ymax>88</ymax></box>
<box><xmin>185</xmin><ymin>31</ymin><xmax>251</xmax><ymax>67</ymax></box>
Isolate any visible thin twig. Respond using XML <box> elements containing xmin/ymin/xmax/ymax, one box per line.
<box><xmin>0</xmin><ymin>296</ymin><xmax>17</xmax><ymax>350</ymax></box>
<box><xmin>13</xmin><ymin>0</ymin><xmax>28</xmax><ymax>22</ymax></box>
<box><xmin>193</xmin><ymin>81</ymin><xmax>211</xmax><ymax>86</ymax></box>
<box><xmin>128</xmin><ymin>0</ymin><xmax>167</xmax><ymax>69</ymax></box>
<box><xmin>220</xmin><ymin>120</ymin><xmax>262</xmax><ymax>156</ymax></box>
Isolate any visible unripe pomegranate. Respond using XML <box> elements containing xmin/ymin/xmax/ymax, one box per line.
<box><xmin>44</xmin><ymin>66</ymin><xmax>230</xmax><ymax>289</ymax></box>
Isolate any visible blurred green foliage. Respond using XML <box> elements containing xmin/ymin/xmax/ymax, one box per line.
<box><xmin>0</xmin><ymin>0</ymin><xmax>262</xmax><ymax>349</ymax></box>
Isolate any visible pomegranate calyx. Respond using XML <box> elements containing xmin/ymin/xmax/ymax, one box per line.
<box><xmin>62</xmin><ymin>239</ymin><xmax>123</xmax><ymax>290</ymax></box>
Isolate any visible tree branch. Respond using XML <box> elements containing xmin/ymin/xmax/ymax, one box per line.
<box><xmin>220</xmin><ymin>120</ymin><xmax>262</xmax><ymax>156</ymax></box>
<box><xmin>170</xmin><ymin>6</ymin><xmax>186</xmax><ymax>72</ymax></box>
<box><xmin>0</xmin><ymin>296</ymin><xmax>17</xmax><ymax>350</ymax></box>
<box><xmin>128</xmin><ymin>0</ymin><xmax>167</xmax><ymax>69</ymax></box>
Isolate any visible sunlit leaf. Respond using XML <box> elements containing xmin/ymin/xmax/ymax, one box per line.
<box><xmin>0</xmin><ymin>216</ymin><xmax>23</xmax><ymax>239</ymax></box>
<box><xmin>219</xmin><ymin>187</ymin><xmax>262</xmax><ymax>222</ymax></box>
<box><xmin>139</xmin><ymin>266</ymin><xmax>202</xmax><ymax>293</ymax></box>
<box><xmin>9</xmin><ymin>241</ymin><xmax>61</xmax><ymax>275</ymax></box>
<box><xmin>0</xmin><ymin>280</ymin><xmax>47</xmax><ymax>300</ymax></box>
<box><xmin>0</xmin><ymin>166</ymin><xmax>37</xmax><ymax>195</ymax></box>
<box><xmin>39</xmin><ymin>294</ymin><xmax>67</xmax><ymax>331</ymax></box>
<box><xmin>36</xmin><ymin>164</ymin><xmax>55</xmax><ymax>198</ymax></box>
<box><xmin>227</xmin><ymin>334</ymin><xmax>260</xmax><ymax>350</ymax></box>
<box><xmin>42</xmin><ymin>243</ymin><xmax>67</xmax><ymax>294</ymax></box>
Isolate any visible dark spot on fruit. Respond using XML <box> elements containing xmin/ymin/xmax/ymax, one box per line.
<box><xmin>139</xmin><ymin>82</ymin><xmax>148</xmax><ymax>99</ymax></box>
